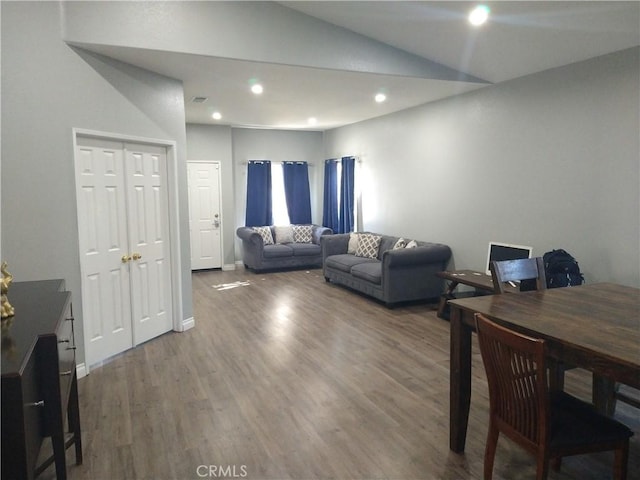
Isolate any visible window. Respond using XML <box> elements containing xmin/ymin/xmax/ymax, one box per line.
<box><xmin>245</xmin><ymin>160</ymin><xmax>310</xmax><ymax>227</ymax></box>
<box><xmin>271</xmin><ymin>163</ymin><xmax>290</xmax><ymax>225</ymax></box>
<box><xmin>322</xmin><ymin>156</ymin><xmax>356</xmax><ymax>233</ymax></box>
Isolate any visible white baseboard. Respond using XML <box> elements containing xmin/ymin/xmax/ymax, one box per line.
<box><xmin>79</xmin><ymin>319</ymin><xmax>195</xmax><ymax>379</ymax></box>
<box><xmin>222</xmin><ymin>263</ymin><xmax>236</xmax><ymax>271</ymax></box>
<box><xmin>76</xmin><ymin>363</ymin><xmax>88</xmax><ymax>379</ymax></box>
<box><xmin>181</xmin><ymin>316</ymin><xmax>195</xmax><ymax>331</ymax></box>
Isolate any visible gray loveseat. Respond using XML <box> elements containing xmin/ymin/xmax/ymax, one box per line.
<box><xmin>237</xmin><ymin>225</ymin><xmax>333</xmax><ymax>272</ymax></box>
<box><xmin>321</xmin><ymin>232</ymin><xmax>452</xmax><ymax>306</ymax></box>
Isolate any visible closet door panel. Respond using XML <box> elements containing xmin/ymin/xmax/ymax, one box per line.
<box><xmin>75</xmin><ymin>138</ymin><xmax>133</xmax><ymax>366</ymax></box>
<box><xmin>125</xmin><ymin>144</ymin><xmax>173</xmax><ymax>345</ymax></box>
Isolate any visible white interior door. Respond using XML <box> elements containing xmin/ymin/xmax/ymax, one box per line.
<box><xmin>75</xmin><ymin>137</ymin><xmax>173</xmax><ymax>366</ymax></box>
<box><xmin>76</xmin><ymin>138</ymin><xmax>134</xmax><ymax>366</ymax></box>
<box><xmin>125</xmin><ymin>144</ymin><xmax>173</xmax><ymax>345</ymax></box>
<box><xmin>187</xmin><ymin>161</ymin><xmax>222</xmax><ymax>270</ymax></box>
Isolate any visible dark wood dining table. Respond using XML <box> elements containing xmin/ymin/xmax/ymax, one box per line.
<box><xmin>448</xmin><ymin>282</ymin><xmax>640</xmax><ymax>453</ymax></box>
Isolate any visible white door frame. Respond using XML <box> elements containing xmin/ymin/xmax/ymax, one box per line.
<box><xmin>72</xmin><ymin>128</ymin><xmax>186</xmax><ymax>373</ymax></box>
<box><xmin>187</xmin><ymin>160</ymin><xmax>224</xmax><ymax>270</ymax></box>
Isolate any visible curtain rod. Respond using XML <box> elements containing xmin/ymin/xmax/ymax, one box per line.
<box><xmin>325</xmin><ymin>156</ymin><xmax>362</xmax><ymax>163</ymax></box>
<box><xmin>241</xmin><ymin>161</ymin><xmax>314</xmax><ymax>166</ymax></box>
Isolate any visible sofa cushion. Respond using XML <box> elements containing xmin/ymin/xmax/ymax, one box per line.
<box><xmin>325</xmin><ymin>254</ymin><xmax>377</xmax><ymax>273</ymax></box>
<box><xmin>274</xmin><ymin>225</ymin><xmax>294</xmax><ymax>244</ymax></box>
<box><xmin>263</xmin><ymin>244</ymin><xmax>294</xmax><ymax>258</ymax></box>
<box><xmin>351</xmin><ymin>261</ymin><xmax>382</xmax><ymax>285</ymax></box>
<box><xmin>292</xmin><ymin>225</ymin><xmax>313</xmax><ymax>243</ymax></box>
<box><xmin>291</xmin><ymin>243</ymin><xmax>321</xmax><ymax>257</ymax></box>
<box><xmin>393</xmin><ymin>237</ymin><xmax>407</xmax><ymax>249</ymax></box>
<box><xmin>253</xmin><ymin>226</ymin><xmax>274</xmax><ymax>245</ymax></box>
<box><xmin>356</xmin><ymin>233</ymin><xmax>382</xmax><ymax>259</ymax></box>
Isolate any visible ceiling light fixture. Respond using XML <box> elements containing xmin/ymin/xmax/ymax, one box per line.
<box><xmin>251</xmin><ymin>83</ymin><xmax>264</xmax><ymax>95</ymax></box>
<box><xmin>375</xmin><ymin>93</ymin><xmax>387</xmax><ymax>103</ymax></box>
<box><xmin>212</xmin><ymin>111</ymin><xmax>222</xmax><ymax>120</ymax></box>
<box><xmin>468</xmin><ymin>5</ymin><xmax>490</xmax><ymax>26</ymax></box>
<box><xmin>308</xmin><ymin>117</ymin><xmax>317</xmax><ymax>125</ymax></box>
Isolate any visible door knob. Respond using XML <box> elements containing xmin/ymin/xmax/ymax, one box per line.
<box><xmin>122</xmin><ymin>255</ymin><xmax>132</xmax><ymax>263</ymax></box>
<box><xmin>132</xmin><ymin>253</ymin><xmax>142</xmax><ymax>261</ymax></box>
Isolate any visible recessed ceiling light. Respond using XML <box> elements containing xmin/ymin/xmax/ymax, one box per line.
<box><xmin>469</xmin><ymin>5</ymin><xmax>490</xmax><ymax>26</ymax></box>
<box><xmin>375</xmin><ymin>93</ymin><xmax>387</xmax><ymax>103</ymax></box>
<box><xmin>251</xmin><ymin>84</ymin><xmax>264</xmax><ymax>95</ymax></box>
<box><xmin>308</xmin><ymin>117</ymin><xmax>317</xmax><ymax>125</ymax></box>
<box><xmin>212</xmin><ymin>111</ymin><xmax>222</xmax><ymax>120</ymax></box>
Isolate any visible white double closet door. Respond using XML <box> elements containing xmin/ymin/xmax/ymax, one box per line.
<box><xmin>75</xmin><ymin>137</ymin><xmax>173</xmax><ymax>367</ymax></box>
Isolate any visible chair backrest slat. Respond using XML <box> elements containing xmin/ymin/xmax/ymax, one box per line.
<box><xmin>490</xmin><ymin>257</ymin><xmax>547</xmax><ymax>293</ymax></box>
<box><xmin>475</xmin><ymin>313</ymin><xmax>632</xmax><ymax>480</ymax></box>
<box><xmin>475</xmin><ymin>314</ymin><xmax>549</xmax><ymax>448</ymax></box>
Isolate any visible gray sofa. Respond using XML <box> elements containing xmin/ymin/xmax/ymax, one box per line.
<box><xmin>237</xmin><ymin>225</ymin><xmax>333</xmax><ymax>272</ymax></box>
<box><xmin>321</xmin><ymin>232</ymin><xmax>452</xmax><ymax>306</ymax></box>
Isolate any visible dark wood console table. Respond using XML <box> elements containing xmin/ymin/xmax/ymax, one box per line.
<box><xmin>1</xmin><ymin>280</ymin><xmax>82</xmax><ymax>480</ymax></box>
<box><xmin>435</xmin><ymin>270</ymin><xmax>498</xmax><ymax>319</ymax></box>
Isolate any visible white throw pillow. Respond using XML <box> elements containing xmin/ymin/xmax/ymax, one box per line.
<box><xmin>274</xmin><ymin>225</ymin><xmax>294</xmax><ymax>244</ymax></box>
<box><xmin>356</xmin><ymin>234</ymin><xmax>382</xmax><ymax>259</ymax></box>
<box><xmin>347</xmin><ymin>233</ymin><xmax>360</xmax><ymax>254</ymax></box>
<box><xmin>252</xmin><ymin>226</ymin><xmax>274</xmax><ymax>245</ymax></box>
<box><xmin>292</xmin><ymin>225</ymin><xmax>313</xmax><ymax>243</ymax></box>
<box><xmin>405</xmin><ymin>239</ymin><xmax>418</xmax><ymax>249</ymax></box>
<box><xmin>393</xmin><ymin>238</ymin><xmax>407</xmax><ymax>250</ymax></box>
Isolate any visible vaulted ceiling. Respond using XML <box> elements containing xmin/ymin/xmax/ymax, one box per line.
<box><xmin>71</xmin><ymin>1</ymin><xmax>640</xmax><ymax>130</ymax></box>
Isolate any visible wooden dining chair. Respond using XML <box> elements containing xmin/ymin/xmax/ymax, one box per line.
<box><xmin>489</xmin><ymin>256</ymin><xmax>571</xmax><ymax>390</ymax></box>
<box><xmin>475</xmin><ymin>313</ymin><xmax>633</xmax><ymax>480</ymax></box>
<box><xmin>489</xmin><ymin>257</ymin><xmax>547</xmax><ymax>293</ymax></box>
<box><xmin>615</xmin><ymin>385</ymin><xmax>640</xmax><ymax>411</ymax></box>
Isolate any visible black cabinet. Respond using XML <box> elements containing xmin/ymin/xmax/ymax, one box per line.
<box><xmin>1</xmin><ymin>280</ymin><xmax>82</xmax><ymax>480</ymax></box>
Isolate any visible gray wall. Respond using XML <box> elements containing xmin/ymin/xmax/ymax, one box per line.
<box><xmin>1</xmin><ymin>2</ymin><xmax>193</xmax><ymax>366</ymax></box>
<box><xmin>324</xmin><ymin>48</ymin><xmax>640</xmax><ymax>287</ymax></box>
<box><xmin>232</xmin><ymin>128</ymin><xmax>324</xmax><ymax>260</ymax></box>
<box><xmin>185</xmin><ymin>124</ymin><xmax>236</xmax><ymax>269</ymax></box>
<box><xmin>185</xmin><ymin>126</ymin><xmax>324</xmax><ymax>264</ymax></box>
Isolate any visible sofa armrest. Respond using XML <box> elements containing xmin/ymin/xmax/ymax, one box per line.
<box><xmin>380</xmin><ymin>243</ymin><xmax>452</xmax><ymax>303</ymax></box>
<box><xmin>383</xmin><ymin>243</ymin><xmax>452</xmax><ymax>268</ymax></box>
<box><xmin>321</xmin><ymin>233</ymin><xmax>350</xmax><ymax>260</ymax></box>
<box><xmin>236</xmin><ymin>227</ymin><xmax>264</xmax><ymax>247</ymax></box>
<box><xmin>312</xmin><ymin>225</ymin><xmax>333</xmax><ymax>244</ymax></box>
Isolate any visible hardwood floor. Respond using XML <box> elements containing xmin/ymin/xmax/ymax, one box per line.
<box><xmin>44</xmin><ymin>268</ymin><xmax>639</xmax><ymax>479</ymax></box>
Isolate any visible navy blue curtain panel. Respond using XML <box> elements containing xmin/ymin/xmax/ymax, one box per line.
<box><xmin>282</xmin><ymin>162</ymin><xmax>312</xmax><ymax>224</ymax></box>
<box><xmin>339</xmin><ymin>156</ymin><xmax>355</xmax><ymax>234</ymax></box>
<box><xmin>322</xmin><ymin>160</ymin><xmax>339</xmax><ymax>231</ymax></box>
<box><xmin>245</xmin><ymin>160</ymin><xmax>273</xmax><ymax>227</ymax></box>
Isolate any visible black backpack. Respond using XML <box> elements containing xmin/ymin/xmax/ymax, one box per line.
<box><xmin>543</xmin><ymin>249</ymin><xmax>584</xmax><ymax>288</ymax></box>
